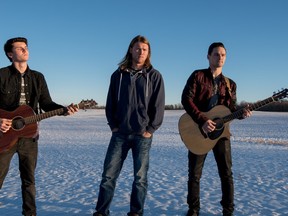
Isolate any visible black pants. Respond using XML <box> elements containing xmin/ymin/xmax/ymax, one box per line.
<box><xmin>187</xmin><ymin>138</ymin><xmax>234</xmax><ymax>215</ymax></box>
<box><xmin>0</xmin><ymin>138</ymin><xmax>38</xmax><ymax>216</ymax></box>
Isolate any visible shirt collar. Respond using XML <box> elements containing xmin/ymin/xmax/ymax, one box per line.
<box><xmin>9</xmin><ymin>64</ymin><xmax>31</xmax><ymax>77</ymax></box>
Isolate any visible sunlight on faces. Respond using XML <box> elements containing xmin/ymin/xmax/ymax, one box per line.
<box><xmin>10</xmin><ymin>42</ymin><xmax>29</xmax><ymax>62</ymax></box>
<box><xmin>130</xmin><ymin>42</ymin><xmax>149</xmax><ymax>68</ymax></box>
<box><xmin>208</xmin><ymin>47</ymin><xmax>226</xmax><ymax>69</ymax></box>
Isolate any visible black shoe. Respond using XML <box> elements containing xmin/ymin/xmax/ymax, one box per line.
<box><xmin>223</xmin><ymin>209</ymin><xmax>234</xmax><ymax>216</ymax></box>
<box><xmin>186</xmin><ymin>209</ymin><xmax>199</xmax><ymax>216</ymax></box>
<box><xmin>127</xmin><ymin>213</ymin><xmax>140</xmax><ymax>216</ymax></box>
<box><xmin>93</xmin><ymin>212</ymin><xmax>104</xmax><ymax>216</ymax></box>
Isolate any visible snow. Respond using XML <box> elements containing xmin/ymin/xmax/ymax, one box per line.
<box><xmin>0</xmin><ymin>110</ymin><xmax>287</xmax><ymax>216</ymax></box>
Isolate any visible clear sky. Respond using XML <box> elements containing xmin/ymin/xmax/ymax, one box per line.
<box><xmin>0</xmin><ymin>0</ymin><xmax>287</xmax><ymax>106</ymax></box>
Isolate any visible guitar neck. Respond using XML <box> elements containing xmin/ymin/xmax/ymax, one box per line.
<box><xmin>223</xmin><ymin>96</ymin><xmax>276</xmax><ymax>123</ymax></box>
<box><xmin>21</xmin><ymin>100</ymin><xmax>96</xmax><ymax>125</ymax></box>
<box><xmin>24</xmin><ymin>107</ymin><xmax>66</xmax><ymax>124</ymax></box>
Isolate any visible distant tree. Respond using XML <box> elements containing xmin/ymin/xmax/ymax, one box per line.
<box><xmin>164</xmin><ymin>100</ymin><xmax>288</xmax><ymax>112</ymax></box>
<box><xmin>80</xmin><ymin>99</ymin><xmax>98</xmax><ymax>109</ymax></box>
<box><xmin>257</xmin><ymin>101</ymin><xmax>288</xmax><ymax>112</ymax></box>
<box><xmin>165</xmin><ymin>103</ymin><xmax>183</xmax><ymax>110</ymax></box>
<box><xmin>237</xmin><ymin>100</ymin><xmax>288</xmax><ymax>112</ymax></box>
<box><xmin>101</xmin><ymin>100</ymin><xmax>288</xmax><ymax>111</ymax></box>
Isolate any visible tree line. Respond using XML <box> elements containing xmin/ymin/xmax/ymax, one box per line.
<box><xmin>165</xmin><ymin>100</ymin><xmax>288</xmax><ymax>112</ymax></box>
<box><xmin>84</xmin><ymin>99</ymin><xmax>288</xmax><ymax>112</ymax></box>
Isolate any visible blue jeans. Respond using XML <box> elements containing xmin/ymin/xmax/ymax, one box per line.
<box><xmin>96</xmin><ymin>132</ymin><xmax>152</xmax><ymax>216</ymax></box>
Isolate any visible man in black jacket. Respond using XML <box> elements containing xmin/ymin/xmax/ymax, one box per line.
<box><xmin>0</xmin><ymin>37</ymin><xmax>78</xmax><ymax>216</ymax></box>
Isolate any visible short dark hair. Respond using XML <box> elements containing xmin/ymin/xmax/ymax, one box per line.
<box><xmin>4</xmin><ymin>37</ymin><xmax>28</xmax><ymax>62</ymax></box>
<box><xmin>208</xmin><ymin>42</ymin><xmax>226</xmax><ymax>55</ymax></box>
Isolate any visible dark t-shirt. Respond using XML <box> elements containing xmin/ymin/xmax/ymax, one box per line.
<box><xmin>207</xmin><ymin>75</ymin><xmax>221</xmax><ymax>110</ymax></box>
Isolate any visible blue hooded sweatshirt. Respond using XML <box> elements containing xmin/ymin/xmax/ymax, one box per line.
<box><xmin>105</xmin><ymin>66</ymin><xmax>165</xmax><ymax>135</ymax></box>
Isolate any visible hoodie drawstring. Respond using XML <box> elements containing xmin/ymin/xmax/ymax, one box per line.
<box><xmin>117</xmin><ymin>69</ymin><xmax>149</xmax><ymax>102</ymax></box>
<box><xmin>117</xmin><ymin>72</ymin><xmax>123</xmax><ymax>102</ymax></box>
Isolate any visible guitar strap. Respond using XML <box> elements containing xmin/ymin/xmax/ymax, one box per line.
<box><xmin>223</xmin><ymin>76</ymin><xmax>232</xmax><ymax>97</ymax></box>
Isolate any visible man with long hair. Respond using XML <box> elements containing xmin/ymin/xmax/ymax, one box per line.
<box><xmin>93</xmin><ymin>35</ymin><xmax>165</xmax><ymax>216</ymax></box>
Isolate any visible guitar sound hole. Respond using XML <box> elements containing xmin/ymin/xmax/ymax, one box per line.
<box><xmin>12</xmin><ymin>117</ymin><xmax>25</xmax><ymax>131</ymax></box>
<box><xmin>214</xmin><ymin>118</ymin><xmax>224</xmax><ymax>131</ymax></box>
<box><xmin>208</xmin><ymin>118</ymin><xmax>224</xmax><ymax>140</ymax></box>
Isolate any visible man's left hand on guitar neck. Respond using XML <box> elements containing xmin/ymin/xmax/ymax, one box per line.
<box><xmin>64</xmin><ymin>103</ymin><xmax>79</xmax><ymax>116</ymax></box>
<box><xmin>242</xmin><ymin>107</ymin><xmax>252</xmax><ymax>119</ymax></box>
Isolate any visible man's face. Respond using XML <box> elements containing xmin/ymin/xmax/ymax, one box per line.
<box><xmin>129</xmin><ymin>42</ymin><xmax>149</xmax><ymax>67</ymax></box>
<box><xmin>8</xmin><ymin>42</ymin><xmax>29</xmax><ymax>63</ymax></box>
<box><xmin>208</xmin><ymin>47</ymin><xmax>226</xmax><ymax>69</ymax></box>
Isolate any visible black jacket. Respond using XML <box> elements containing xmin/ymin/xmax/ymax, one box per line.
<box><xmin>0</xmin><ymin>65</ymin><xmax>64</xmax><ymax>113</ymax></box>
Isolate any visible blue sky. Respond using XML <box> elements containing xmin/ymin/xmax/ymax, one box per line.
<box><xmin>0</xmin><ymin>1</ymin><xmax>287</xmax><ymax>106</ymax></box>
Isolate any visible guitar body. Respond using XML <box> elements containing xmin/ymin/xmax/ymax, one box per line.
<box><xmin>0</xmin><ymin>105</ymin><xmax>38</xmax><ymax>153</ymax></box>
<box><xmin>0</xmin><ymin>99</ymin><xmax>97</xmax><ymax>154</ymax></box>
<box><xmin>178</xmin><ymin>105</ymin><xmax>232</xmax><ymax>155</ymax></box>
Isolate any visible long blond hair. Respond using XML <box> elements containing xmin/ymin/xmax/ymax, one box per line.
<box><xmin>119</xmin><ymin>35</ymin><xmax>152</xmax><ymax>70</ymax></box>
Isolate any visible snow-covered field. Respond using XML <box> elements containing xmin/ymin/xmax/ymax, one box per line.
<box><xmin>0</xmin><ymin>110</ymin><xmax>287</xmax><ymax>216</ymax></box>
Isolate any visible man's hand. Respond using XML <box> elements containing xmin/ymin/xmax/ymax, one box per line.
<box><xmin>242</xmin><ymin>106</ymin><xmax>252</xmax><ymax>118</ymax></box>
<box><xmin>142</xmin><ymin>131</ymin><xmax>152</xmax><ymax>138</ymax></box>
<box><xmin>65</xmin><ymin>103</ymin><xmax>78</xmax><ymax>115</ymax></box>
<box><xmin>0</xmin><ymin>118</ymin><xmax>12</xmax><ymax>133</ymax></box>
<box><xmin>202</xmin><ymin>119</ymin><xmax>216</xmax><ymax>134</ymax></box>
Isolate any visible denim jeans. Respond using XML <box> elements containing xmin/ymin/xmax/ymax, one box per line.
<box><xmin>95</xmin><ymin>132</ymin><xmax>152</xmax><ymax>216</ymax></box>
<box><xmin>187</xmin><ymin>138</ymin><xmax>234</xmax><ymax>215</ymax></box>
<box><xmin>0</xmin><ymin>138</ymin><xmax>38</xmax><ymax>216</ymax></box>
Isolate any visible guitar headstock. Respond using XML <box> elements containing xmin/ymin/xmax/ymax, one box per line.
<box><xmin>77</xmin><ymin>99</ymin><xmax>98</xmax><ymax>110</ymax></box>
<box><xmin>272</xmin><ymin>88</ymin><xmax>288</xmax><ymax>101</ymax></box>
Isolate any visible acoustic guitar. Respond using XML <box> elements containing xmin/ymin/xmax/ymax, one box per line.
<box><xmin>178</xmin><ymin>89</ymin><xmax>288</xmax><ymax>155</ymax></box>
<box><xmin>0</xmin><ymin>100</ymin><xmax>97</xmax><ymax>153</ymax></box>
